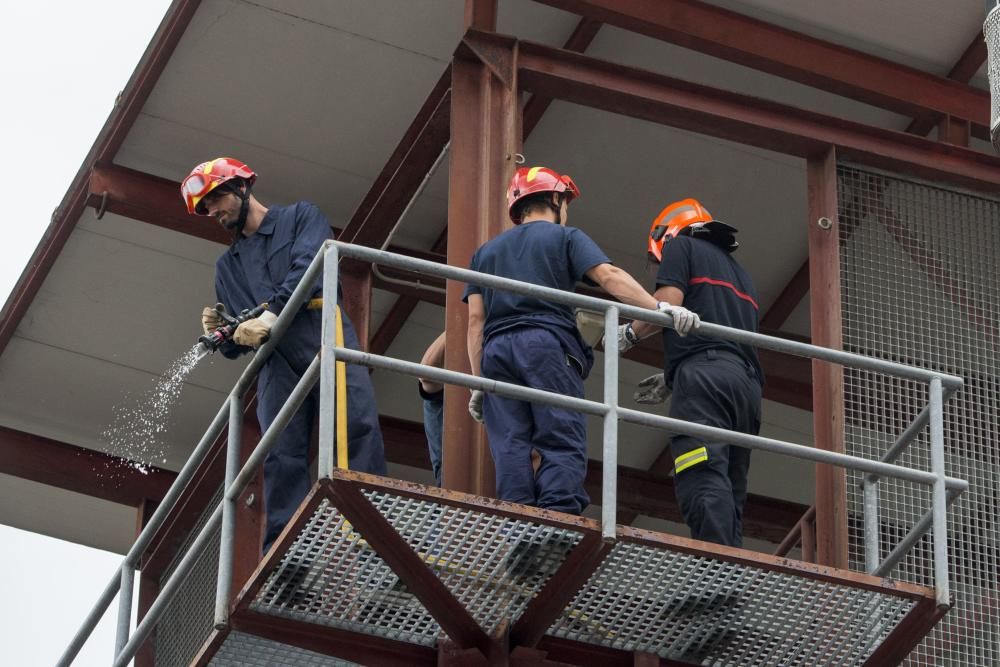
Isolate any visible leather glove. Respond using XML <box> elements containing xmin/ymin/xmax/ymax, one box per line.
<box><xmin>657</xmin><ymin>301</ymin><xmax>700</xmax><ymax>337</ymax></box>
<box><xmin>201</xmin><ymin>303</ymin><xmax>227</xmax><ymax>335</ymax></box>
<box><xmin>233</xmin><ymin>310</ymin><xmax>278</xmax><ymax>348</ymax></box>
<box><xmin>468</xmin><ymin>390</ymin><xmax>485</xmax><ymax>423</ymax></box>
<box><xmin>634</xmin><ymin>373</ymin><xmax>670</xmax><ymax>404</ymax></box>
<box><xmin>603</xmin><ymin>322</ymin><xmax>641</xmax><ymax>354</ymax></box>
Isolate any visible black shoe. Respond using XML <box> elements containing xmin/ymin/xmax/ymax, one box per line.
<box><xmin>659</xmin><ymin>589</ymin><xmax>742</xmax><ymax>618</ymax></box>
<box><xmin>667</xmin><ymin>624</ymin><xmax>739</xmax><ymax>663</ymax></box>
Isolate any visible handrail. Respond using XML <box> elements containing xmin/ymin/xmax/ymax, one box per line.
<box><xmin>60</xmin><ymin>240</ymin><xmax>967</xmax><ymax>666</ymax></box>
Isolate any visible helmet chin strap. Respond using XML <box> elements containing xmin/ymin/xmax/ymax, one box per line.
<box><xmin>223</xmin><ymin>180</ymin><xmax>253</xmax><ymax>240</ymax></box>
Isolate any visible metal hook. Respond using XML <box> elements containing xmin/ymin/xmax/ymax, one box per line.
<box><xmin>510</xmin><ymin>153</ymin><xmax>526</xmax><ymax>164</ymax></box>
<box><xmin>95</xmin><ymin>191</ymin><xmax>109</xmax><ymax>220</ymax></box>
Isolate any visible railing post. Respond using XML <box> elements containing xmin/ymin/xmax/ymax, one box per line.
<box><xmin>602</xmin><ymin>305</ymin><xmax>620</xmax><ymax>541</ymax></box>
<box><xmin>113</xmin><ymin>564</ymin><xmax>134</xmax><ymax>659</ymax></box>
<box><xmin>862</xmin><ymin>476</ymin><xmax>880</xmax><ymax>573</ymax></box>
<box><xmin>319</xmin><ymin>242</ymin><xmax>338</xmax><ymax>479</ymax></box>
<box><xmin>929</xmin><ymin>376</ymin><xmax>950</xmax><ymax>608</ymax></box>
<box><xmin>214</xmin><ymin>393</ymin><xmax>243</xmax><ymax>627</ymax></box>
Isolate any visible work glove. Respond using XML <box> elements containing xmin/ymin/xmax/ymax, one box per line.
<box><xmin>634</xmin><ymin>373</ymin><xmax>670</xmax><ymax>404</ymax></box>
<box><xmin>657</xmin><ymin>301</ymin><xmax>700</xmax><ymax>337</ymax></box>
<box><xmin>468</xmin><ymin>390</ymin><xmax>485</xmax><ymax>423</ymax></box>
<box><xmin>606</xmin><ymin>322</ymin><xmax>641</xmax><ymax>354</ymax></box>
<box><xmin>233</xmin><ymin>310</ymin><xmax>278</xmax><ymax>348</ymax></box>
<box><xmin>201</xmin><ymin>303</ymin><xmax>227</xmax><ymax>335</ymax></box>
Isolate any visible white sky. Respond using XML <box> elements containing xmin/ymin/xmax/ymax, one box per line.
<box><xmin>0</xmin><ymin>2</ymin><xmax>173</xmax><ymax>665</ymax></box>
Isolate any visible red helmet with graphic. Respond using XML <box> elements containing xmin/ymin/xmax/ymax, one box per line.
<box><xmin>647</xmin><ymin>198</ymin><xmax>738</xmax><ymax>262</ymax></box>
<box><xmin>506</xmin><ymin>166</ymin><xmax>580</xmax><ymax>223</ymax></box>
<box><xmin>180</xmin><ymin>157</ymin><xmax>257</xmax><ymax>215</ymax></box>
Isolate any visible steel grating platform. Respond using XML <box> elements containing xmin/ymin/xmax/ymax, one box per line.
<box><xmin>188</xmin><ymin>471</ymin><xmax>946</xmax><ymax>666</ymax></box>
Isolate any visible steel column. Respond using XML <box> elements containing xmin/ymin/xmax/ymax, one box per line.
<box><xmin>929</xmin><ymin>376</ymin><xmax>951</xmax><ymax>609</ymax></box>
<box><xmin>319</xmin><ymin>245</ymin><xmax>338</xmax><ymax>479</ymax></box>
<box><xmin>113</xmin><ymin>565</ymin><xmax>134</xmax><ymax>659</ymax></box>
<box><xmin>601</xmin><ymin>305</ymin><xmax>619</xmax><ymax>540</ymax></box>
<box><xmin>807</xmin><ymin>146</ymin><xmax>848</xmax><ymax>569</ymax></box>
<box><xmin>214</xmin><ymin>393</ymin><xmax>243</xmax><ymax>627</ymax></box>
<box><xmin>442</xmin><ymin>41</ymin><xmax>521</xmax><ymax>494</ymax></box>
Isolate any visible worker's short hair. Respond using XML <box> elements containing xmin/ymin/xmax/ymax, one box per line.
<box><xmin>512</xmin><ymin>191</ymin><xmax>562</xmax><ymax>222</ymax></box>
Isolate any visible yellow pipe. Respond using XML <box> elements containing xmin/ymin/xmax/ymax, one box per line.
<box><xmin>335</xmin><ymin>305</ymin><xmax>349</xmax><ymax>469</ymax></box>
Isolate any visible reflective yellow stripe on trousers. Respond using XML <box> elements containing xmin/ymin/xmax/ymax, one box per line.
<box><xmin>674</xmin><ymin>445</ymin><xmax>708</xmax><ymax>473</ymax></box>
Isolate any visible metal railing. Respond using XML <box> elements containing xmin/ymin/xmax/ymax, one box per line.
<box><xmin>59</xmin><ymin>240</ymin><xmax>968</xmax><ymax>666</ymax></box>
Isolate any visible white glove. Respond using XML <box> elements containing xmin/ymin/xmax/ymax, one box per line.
<box><xmin>233</xmin><ymin>310</ymin><xmax>278</xmax><ymax>348</ymax></box>
<box><xmin>201</xmin><ymin>303</ymin><xmax>227</xmax><ymax>335</ymax></box>
<box><xmin>657</xmin><ymin>301</ymin><xmax>700</xmax><ymax>337</ymax></box>
<box><xmin>468</xmin><ymin>390</ymin><xmax>485</xmax><ymax>423</ymax></box>
<box><xmin>604</xmin><ymin>322</ymin><xmax>641</xmax><ymax>354</ymax></box>
<box><xmin>634</xmin><ymin>373</ymin><xmax>670</xmax><ymax>404</ymax></box>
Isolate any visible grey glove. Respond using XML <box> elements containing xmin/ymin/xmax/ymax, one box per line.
<box><xmin>634</xmin><ymin>373</ymin><xmax>670</xmax><ymax>404</ymax></box>
<box><xmin>468</xmin><ymin>390</ymin><xmax>485</xmax><ymax>423</ymax></box>
<box><xmin>657</xmin><ymin>301</ymin><xmax>700</xmax><ymax>337</ymax></box>
<box><xmin>233</xmin><ymin>310</ymin><xmax>278</xmax><ymax>348</ymax></box>
<box><xmin>201</xmin><ymin>303</ymin><xmax>227</xmax><ymax>335</ymax></box>
<box><xmin>604</xmin><ymin>322</ymin><xmax>641</xmax><ymax>354</ymax></box>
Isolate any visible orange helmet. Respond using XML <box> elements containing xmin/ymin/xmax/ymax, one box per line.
<box><xmin>647</xmin><ymin>198</ymin><xmax>738</xmax><ymax>262</ymax></box>
<box><xmin>506</xmin><ymin>166</ymin><xmax>580</xmax><ymax>223</ymax></box>
<box><xmin>181</xmin><ymin>157</ymin><xmax>257</xmax><ymax>215</ymax></box>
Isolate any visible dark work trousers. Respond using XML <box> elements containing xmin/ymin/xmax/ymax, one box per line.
<box><xmin>260</xmin><ymin>308</ymin><xmax>386</xmax><ymax>553</ymax></box>
<box><xmin>668</xmin><ymin>349</ymin><xmax>762</xmax><ymax>548</ymax></box>
<box><xmin>480</xmin><ymin>328</ymin><xmax>590</xmax><ymax>515</ymax></box>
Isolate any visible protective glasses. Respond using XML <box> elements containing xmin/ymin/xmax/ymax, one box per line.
<box><xmin>560</xmin><ymin>174</ymin><xmax>581</xmax><ymax>198</ymax></box>
<box><xmin>181</xmin><ymin>172</ymin><xmax>226</xmax><ymax>214</ymax></box>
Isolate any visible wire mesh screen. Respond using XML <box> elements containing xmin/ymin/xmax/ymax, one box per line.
<box><xmin>838</xmin><ymin>164</ymin><xmax>1000</xmax><ymax>666</ymax></box>
<box><xmin>985</xmin><ymin>6</ymin><xmax>1000</xmax><ymax>148</ymax></box>
<box><xmin>547</xmin><ymin>541</ymin><xmax>914</xmax><ymax>665</ymax></box>
<box><xmin>154</xmin><ymin>484</ymin><xmax>223</xmax><ymax>667</ymax></box>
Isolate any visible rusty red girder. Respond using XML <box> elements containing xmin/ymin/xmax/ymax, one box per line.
<box><xmin>531</xmin><ymin>0</ymin><xmax>989</xmax><ymax>128</ymax></box>
<box><xmin>0</xmin><ymin>0</ymin><xmax>202</xmax><ymax>361</ymax></box>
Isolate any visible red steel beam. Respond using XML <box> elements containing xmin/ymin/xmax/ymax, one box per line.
<box><xmin>0</xmin><ymin>0</ymin><xmax>201</xmax><ymax>361</ymax></box>
<box><xmin>907</xmin><ymin>34</ymin><xmax>988</xmax><ymax>137</ymax></box>
<box><xmin>328</xmin><ymin>477</ymin><xmax>492</xmax><ymax>653</ymax></box>
<box><xmin>337</xmin><ymin>69</ymin><xmax>452</xmax><ymax>249</ymax></box>
<box><xmin>807</xmin><ymin>147</ymin><xmax>848</xmax><ymax>570</ymax></box>
<box><xmin>0</xmin><ymin>425</ymin><xmax>174</xmax><ymax>507</ymax></box>
<box><xmin>369</xmin><ymin>17</ymin><xmax>602</xmax><ymax>361</ymax></box>
<box><xmin>465</xmin><ymin>0</ymin><xmax>498</xmax><ymax>31</ymax></box>
<box><xmin>530</xmin><ymin>0</ymin><xmax>990</xmax><ymax>127</ymax></box>
<box><xmin>489</xmin><ymin>31</ymin><xmax>1000</xmax><ymax>191</ymax></box>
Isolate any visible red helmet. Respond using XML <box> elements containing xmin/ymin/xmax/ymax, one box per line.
<box><xmin>506</xmin><ymin>166</ymin><xmax>580</xmax><ymax>223</ymax></box>
<box><xmin>648</xmin><ymin>198</ymin><xmax>738</xmax><ymax>262</ymax></box>
<box><xmin>181</xmin><ymin>157</ymin><xmax>257</xmax><ymax>215</ymax></box>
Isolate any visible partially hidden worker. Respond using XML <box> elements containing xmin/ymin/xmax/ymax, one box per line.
<box><xmin>182</xmin><ymin>157</ymin><xmax>387</xmax><ymax>554</ymax></box>
<box><xmin>617</xmin><ymin>198</ymin><xmax>763</xmax><ymax>547</ymax></box>
<box><xmin>463</xmin><ymin>166</ymin><xmax>691</xmax><ymax>515</ymax></box>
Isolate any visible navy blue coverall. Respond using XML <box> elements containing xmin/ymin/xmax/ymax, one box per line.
<box><xmin>463</xmin><ymin>220</ymin><xmax>609</xmax><ymax>515</ymax></box>
<box><xmin>657</xmin><ymin>234</ymin><xmax>763</xmax><ymax>548</ymax></box>
<box><xmin>215</xmin><ymin>202</ymin><xmax>386</xmax><ymax>552</ymax></box>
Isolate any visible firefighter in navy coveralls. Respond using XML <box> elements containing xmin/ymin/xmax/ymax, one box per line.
<box><xmin>182</xmin><ymin>158</ymin><xmax>386</xmax><ymax>553</ymax></box>
<box><xmin>619</xmin><ymin>199</ymin><xmax>763</xmax><ymax>548</ymax></box>
<box><xmin>463</xmin><ymin>166</ymin><xmax>693</xmax><ymax>515</ymax></box>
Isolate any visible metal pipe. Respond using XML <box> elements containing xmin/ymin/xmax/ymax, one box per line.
<box><xmin>614</xmin><ymin>405</ymin><xmax>968</xmax><ymax>492</ymax></box>
<box><xmin>56</xmin><ymin>575</ymin><xmax>121</xmax><ymax>667</ymax></box>
<box><xmin>227</xmin><ymin>357</ymin><xmax>321</xmax><ymax>500</ymax></box>
<box><xmin>864</xmin><ymin>404</ymin><xmax>930</xmax><ymax>485</ymax></box>
<box><xmin>330</xmin><ymin>242</ymin><xmax>965</xmax><ymax>389</ymax></box>
<box><xmin>112</xmin><ymin>506</ymin><xmax>223</xmax><ymax>667</ymax></box>
<box><xmin>601</xmin><ymin>305</ymin><xmax>619</xmax><ymax>541</ymax></box>
<box><xmin>214</xmin><ymin>394</ymin><xmax>243</xmax><ymax>628</ymax></box>
<box><xmin>332</xmin><ymin>345</ymin><xmax>969</xmax><ymax>493</ymax></box>
<box><xmin>873</xmin><ymin>487</ymin><xmax>962</xmax><ymax>578</ymax></box>
<box><xmin>863</xmin><ymin>478</ymin><xmax>880</xmax><ymax>573</ymax></box>
<box><xmin>113</xmin><ymin>565</ymin><xmax>134</xmax><ymax>659</ymax></box>
<box><xmin>319</xmin><ymin>244</ymin><xmax>339</xmax><ymax>479</ymax></box>
<box><xmin>929</xmin><ymin>376</ymin><xmax>951</xmax><ymax>608</ymax></box>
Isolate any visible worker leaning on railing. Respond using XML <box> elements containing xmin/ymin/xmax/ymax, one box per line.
<box><xmin>181</xmin><ymin>157</ymin><xmax>387</xmax><ymax>554</ymax></box>
<box><xmin>462</xmin><ymin>166</ymin><xmax>689</xmax><ymax>516</ymax></box>
<box><xmin>615</xmin><ymin>198</ymin><xmax>763</xmax><ymax>548</ymax></box>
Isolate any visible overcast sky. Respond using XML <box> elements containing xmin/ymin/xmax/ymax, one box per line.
<box><xmin>0</xmin><ymin>2</ymin><xmax>172</xmax><ymax>664</ymax></box>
